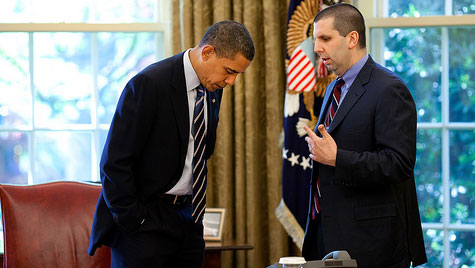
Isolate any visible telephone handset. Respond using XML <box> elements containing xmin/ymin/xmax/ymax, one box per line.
<box><xmin>322</xmin><ymin>250</ymin><xmax>352</xmax><ymax>261</ymax></box>
<box><xmin>276</xmin><ymin>250</ymin><xmax>357</xmax><ymax>267</ymax></box>
<box><xmin>302</xmin><ymin>250</ymin><xmax>357</xmax><ymax>267</ymax></box>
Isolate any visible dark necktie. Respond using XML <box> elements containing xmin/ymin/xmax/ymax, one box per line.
<box><xmin>312</xmin><ymin>78</ymin><xmax>344</xmax><ymax>219</ymax></box>
<box><xmin>311</xmin><ymin>178</ymin><xmax>321</xmax><ymax>220</ymax></box>
<box><xmin>192</xmin><ymin>85</ymin><xmax>207</xmax><ymax>223</ymax></box>
<box><xmin>324</xmin><ymin>77</ymin><xmax>345</xmax><ymax>128</ymax></box>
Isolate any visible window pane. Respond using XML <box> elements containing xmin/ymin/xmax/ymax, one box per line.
<box><xmin>0</xmin><ymin>132</ymin><xmax>28</xmax><ymax>184</ymax></box>
<box><xmin>449</xmin><ymin>231</ymin><xmax>474</xmax><ymax>267</ymax></box>
<box><xmin>421</xmin><ymin>229</ymin><xmax>444</xmax><ymax>268</ymax></box>
<box><xmin>449</xmin><ymin>130</ymin><xmax>475</xmax><ymax>224</ymax></box>
<box><xmin>387</xmin><ymin>1</ymin><xmax>444</xmax><ymax>17</ymax></box>
<box><xmin>385</xmin><ymin>0</ymin><xmax>475</xmax><ymax>16</ymax></box>
<box><xmin>31</xmin><ymin>0</ymin><xmax>90</xmax><ymax>22</ymax></box>
<box><xmin>453</xmin><ymin>0</ymin><xmax>475</xmax><ymax>15</ymax></box>
<box><xmin>97</xmin><ymin>32</ymin><xmax>158</xmax><ymax>124</ymax></box>
<box><xmin>94</xmin><ymin>0</ymin><xmax>156</xmax><ymax>22</ymax></box>
<box><xmin>0</xmin><ymin>0</ymin><xmax>91</xmax><ymax>23</ymax></box>
<box><xmin>0</xmin><ymin>0</ymin><xmax>158</xmax><ymax>23</ymax></box>
<box><xmin>416</xmin><ymin>129</ymin><xmax>443</xmax><ymax>223</ymax></box>
<box><xmin>372</xmin><ymin>27</ymin><xmax>442</xmax><ymax>122</ymax></box>
<box><xmin>34</xmin><ymin>33</ymin><xmax>92</xmax><ymax>127</ymax></box>
<box><xmin>0</xmin><ymin>0</ymin><xmax>32</xmax><ymax>23</ymax></box>
<box><xmin>99</xmin><ymin>130</ymin><xmax>109</xmax><ymax>156</ymax></box>
<box><xmin>0</xmin><ymin>33</ymin><xmax>32</xmax><ymax>128</ymax></box>
<box><xmin>34</xmin><ymin>131</ymin><xmax>91</xmax><ymax>182</ymax></box>
<box><xmin>449</xmin><ymin>27</ymin><xmax>475</xmax><ymax>122</ymax></box>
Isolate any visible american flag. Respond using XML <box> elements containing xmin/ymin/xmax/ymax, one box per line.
<box><xmin>287</xmin><ymin>39</ymin><xmax>317</xmax><ymax>93</ymax></box>
<box><xmin>276</xmin><ymin>0</ymin><xmax>323</xmax><ymax>250</ymax></box>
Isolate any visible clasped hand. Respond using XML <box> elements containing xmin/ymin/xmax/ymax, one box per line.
<box><xmin>304</xmin><ymin>124</ymin><xmax>337</xmax><ymax>167</ymax></box>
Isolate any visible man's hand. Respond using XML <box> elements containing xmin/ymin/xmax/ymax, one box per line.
<box><xmin>304</xmin><ymin>124</ymin><xmax>337</xmax><ymax>167</ymax></box>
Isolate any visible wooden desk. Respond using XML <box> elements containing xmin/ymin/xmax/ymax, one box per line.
<box><xmin>202</xmin><ymin>241</ymin><xmax>253</xmax><ymax>268</ymax></box>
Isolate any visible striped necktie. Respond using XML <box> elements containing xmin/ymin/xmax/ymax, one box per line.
<box><xmin>324</xmin><ymin>77</ymin><xmax>345</xmax><ymax>128</ymax></box>
<box><xmin>311</xmin><ymin>178</ymin><xmax>321</xmax><ymax>220</ymax></box>
<box><xmin>312</xmin><ymin>78</ymin><xmax>345</xmax><ymax>219</ymax></box>
<box><xmin>192</xmin><ymin>85</ymin><xmax>207</xmax><ymax>223</ymax></box>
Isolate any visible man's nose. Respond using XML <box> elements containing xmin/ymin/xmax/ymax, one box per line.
<box><xmin>225</xmin><ymin>75</ymin><xmax>237</xmax><ymax>86</ymax></box>
<box><xmin>314</xmin><ymin>40</ymin><xmax>323</xmax><ymax>53</ymax></box>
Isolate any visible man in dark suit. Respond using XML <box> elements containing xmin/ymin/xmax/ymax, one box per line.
<box><xmin>302</xmin><ymin>4</ymin><xmax>427</xmax><ymax>268</ymax></box>
<box><xmin>88</xmin><ymin>20</ymin><xmax>254</xmax><ymax>267</ymax></box>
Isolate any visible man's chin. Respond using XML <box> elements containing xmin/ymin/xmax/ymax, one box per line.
<box><xmin>326</xmin><ymin>66</ymin><xmax>339</xmax><ymax>75</ymax></box>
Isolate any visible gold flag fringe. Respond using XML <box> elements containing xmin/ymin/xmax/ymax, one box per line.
<box><xmin>275</xmin><ymin>199</ymin><xmax>305</xmax><ymax>250</ymax></box>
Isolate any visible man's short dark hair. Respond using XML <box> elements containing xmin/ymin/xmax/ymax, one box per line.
<box><xmin>314</xmin><ymin>3</ymin><xmax>366</xmax><ymax>48</ymax></box>
<box><xmin>199</xmin><ymin>20</ymin><xmax>255</xmax><ymax>61</ymax></box>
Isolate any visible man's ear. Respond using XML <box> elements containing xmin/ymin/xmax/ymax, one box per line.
<box><xmin>347</xmin><ymin>31</ymin><xmax>359</xmax><ymax>49</ymax></box>
<box><xmin>201</xmin><ymin>45</ymin><xmax>215</xmax><ymax>61</ymax></box>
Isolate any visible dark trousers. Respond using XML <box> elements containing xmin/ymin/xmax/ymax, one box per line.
<box><xmin>111</xmin><ymin>199</ymin><xmax>205</xmax><ymax>268</ymax></box>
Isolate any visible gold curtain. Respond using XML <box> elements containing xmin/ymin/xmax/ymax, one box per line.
<box><xmin>172</xmin><ymin>0</ymin><xmax>294</xmax><ymax>267</ymax></box>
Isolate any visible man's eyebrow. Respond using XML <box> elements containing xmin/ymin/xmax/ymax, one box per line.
<box><xmin>317</xmin><ymin>34</ymin><xmax>330</xmax><ymax>39</ymax></box>
<box><xmin>226</xmin><ymin>67</ymin><xmax>240</xmax><ymax>74</ymax></box>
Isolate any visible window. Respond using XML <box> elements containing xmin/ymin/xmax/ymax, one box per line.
<box><xmin>364</xmin><ymin>1</ymin><xmax>474</xmax><ymax>267</ymax></box>
<box><xmin>0</xmin><ymin>0</ymin><xmax>170</xmax><ymax>253</ymax></box>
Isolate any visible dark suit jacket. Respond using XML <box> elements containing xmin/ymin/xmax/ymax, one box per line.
<box><xmin>88</xmin><ymin>52</ymin><xmax>223</xmax><ymax>255</ymax></box>
<box><xmin>302</xmin><ymin>56</ymin><xmax>427</xmax><ymax>267</ymax></box>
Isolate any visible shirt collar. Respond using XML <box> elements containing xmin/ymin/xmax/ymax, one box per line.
<box><xmin>341</xmin><ymin>54</ymin><xmax>369</xmax><ymax>88</ymax></box>
<box><xmin>183</xmin><ymin>49</ymin><xmax>201</xmax><ymax>92</ymax></box>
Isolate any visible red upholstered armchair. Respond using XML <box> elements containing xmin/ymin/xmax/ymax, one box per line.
<box><xmin>0</xmin><ymin>181</ymin><xmax>110</xmax><ymax>268</ymax></box>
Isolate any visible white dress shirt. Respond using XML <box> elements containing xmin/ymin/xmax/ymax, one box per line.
<box><xmin>166</xmin><ymin>49</ymin><xmax>207</xmax><ymax>195</ymax></box>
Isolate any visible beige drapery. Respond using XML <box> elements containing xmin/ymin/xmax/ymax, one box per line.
<box><xmin>172</xmin><ymin>0</ymin><xmax>296</xmax><ymax>267</ymax></box>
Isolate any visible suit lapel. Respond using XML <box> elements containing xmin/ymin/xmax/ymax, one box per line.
<box><xmin>168</xmin><ymin>52</ymin><xmax>222</xmax><ymax>159</ymax></box>
<box><xmin>169</xmin><ymin>52</ymin><xmax>189</xmax><ymax>154</ymax></box>
<box><xmin>206</xmin><ymin>92</ymin><xmax>216</xmax><ymax>141</ymax></box>
<box><xmin>204</xmin><ymin>89</ymin><xmax>223</xmax><ymax>157</ymax></box>
<box><xmin>327</xmin><ymin>56</ymin><xmax>375</xmax><ymax>133</ymax></box>
<box><xmin>328</xmin><ymin>81</ymin><xmax>366</xmax><ymax>133</ymax></box>
<box><xmin>316</xmin><ymin>80</ymin><xmax>336</xmax><ymax>131</ymax></box>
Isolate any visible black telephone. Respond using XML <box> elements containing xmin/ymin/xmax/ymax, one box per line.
<box><xmin>322</xmin><ymin>250</ymin><xmax>352</xmax><ymax>260</ymax></box>
<box><xmin>305</xmin><ymin>250</ymin><xmax>358</xmax><ymax>267</ymax></box>
<box><xmin>269</xmin><ymin>251</ymin><xmax>358</xmax><ymax>268</ymax></box>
